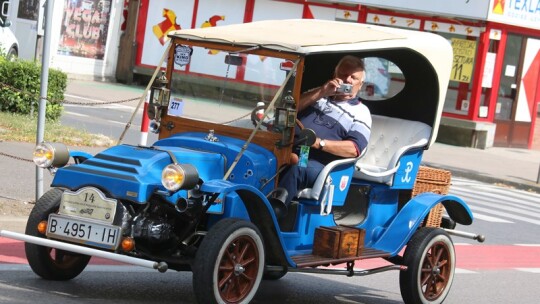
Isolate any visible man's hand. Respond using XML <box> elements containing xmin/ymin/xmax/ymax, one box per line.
<box><xmin>321</xmin><ymin>78</ymin><xmax>342</xmax><ymax>96</ymax></box>
<box><xmin>299</xmin><ymin>78</ymin><xmax>343</xmax><ymax>112</ymax></box>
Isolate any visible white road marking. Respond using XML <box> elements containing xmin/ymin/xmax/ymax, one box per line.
<box><xmin>515</xmin><ymin>268</ymin><xmax>540</xmax><ymax>273</ymax></box>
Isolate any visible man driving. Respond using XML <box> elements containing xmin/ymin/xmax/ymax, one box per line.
<box><xmin>275</xmin><ymin>55</ymin><xmax>372</xmax><ymax>215</ymax></box>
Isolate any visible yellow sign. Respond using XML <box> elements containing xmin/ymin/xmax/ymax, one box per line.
<box><xmin>451</xmin><ymin>38</ymin><xmax>477</xmax><ymax>83</ymax></box>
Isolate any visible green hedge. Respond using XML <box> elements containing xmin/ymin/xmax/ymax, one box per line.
<box><xmin>0</xmin><ymin>55</ymin><xmax>66</xmax><ymax>121</ymax></box>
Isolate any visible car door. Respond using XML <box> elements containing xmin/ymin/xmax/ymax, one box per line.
<box><xmin>0</xmin><ymin>0</ymin><xmax>18</xmax><ymax>58</ymax></box>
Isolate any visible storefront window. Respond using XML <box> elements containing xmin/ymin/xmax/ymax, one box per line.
<box><xmin>436</xmin><ymin>32</ymin><xmax>479</xmax><ymax>116</ymax></box>
<box><xmin>495</xmin><ymin>34</ymin><xmax>523</xmax><ymax>121</ymax></box>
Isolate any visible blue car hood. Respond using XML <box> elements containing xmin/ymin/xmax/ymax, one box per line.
<box><xmin>52</xmin><ymin>144</ymin><xmax>225</xmax><ymax>203</ymax></box>
<box><xmin>52</xmin><ymin>132</ymin><xmax>277</xmax><ymax>203</ymax></box>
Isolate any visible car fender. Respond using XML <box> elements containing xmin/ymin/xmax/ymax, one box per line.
<box><xmin>201</xmin><ymin>180</ymin><xmax>291</xmax><ymax>267</ymax></box>
<box><xmin>371</xmin><ymin>192</ymin><xmax>473</xmax><ymax>255</ymax></box>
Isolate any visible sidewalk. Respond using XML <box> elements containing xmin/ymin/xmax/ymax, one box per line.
<box><xmin>422</xmin><ymin>143</ymin><xmax>540</xmax><ymax>193</ymax></box>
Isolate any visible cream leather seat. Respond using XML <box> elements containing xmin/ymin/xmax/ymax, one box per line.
<box><xmin>354</xmin><ymin>115</ymin><xmax>431</xmax><ymax>185</ymax></box>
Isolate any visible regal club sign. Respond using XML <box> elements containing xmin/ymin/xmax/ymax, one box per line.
<box><xmin>58</xmin><ymin>0</ymin><xmax>112</xmax><ymax>60</ymax></box>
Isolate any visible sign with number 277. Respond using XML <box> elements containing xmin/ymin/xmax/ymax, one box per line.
<box><xmin>168</xmin><ymin>97</ymin><xmax>184</xmax><ymax>117</ymax></box>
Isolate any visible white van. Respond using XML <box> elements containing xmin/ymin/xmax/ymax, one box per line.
<box><xmin>0</xmin><ymin>16</ymin><xmax>18</xmax><ymax>60</ymax></box>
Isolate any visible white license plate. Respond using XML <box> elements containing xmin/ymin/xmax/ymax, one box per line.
<box><xmin>60</xmin><ymin>187</ymin><xmax>117</xmax><ymax>224</ymax></box>
<box><xmin>46</xmin><ymin>214</ymin><xmax>121</xmax><ymax>250</ymax></box>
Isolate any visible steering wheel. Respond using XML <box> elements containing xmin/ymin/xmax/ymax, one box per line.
<box><xmin>294</xmin><ymin>128</ymin><xmax>316</xmax><ymax>147</ymax></box>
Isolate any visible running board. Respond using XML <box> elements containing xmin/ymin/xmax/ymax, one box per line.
<box><xmin>267</xmin><ymin>264</ymin><xmax>406</xmax><ymax>276</ymax></box>
<box><xmin>291</xmin><ymin>247</ymin><xmax>390</xmax><ymax>268</ymax></box>
<box><xmin>0</xmin><ymin>230</ymin><xmax>169</xmax><ymax>272</ymax></box>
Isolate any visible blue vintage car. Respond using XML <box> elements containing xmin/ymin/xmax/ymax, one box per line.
<box><xmin>1</xmin><ymin>19</ymin><xmax>484</xmax><ymax>304</ymax></box>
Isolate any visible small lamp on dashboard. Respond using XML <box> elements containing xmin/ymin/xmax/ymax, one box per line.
<box><xmin>147</xmin><ymin>72</ymin><xmax>171</xmax><ymax>120</ymax></box>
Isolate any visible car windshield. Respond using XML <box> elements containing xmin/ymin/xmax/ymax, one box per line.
<box><xmin>167</xmin><ymin>44</ymin><xmax>297</xmax><ymax>131</ymax></box>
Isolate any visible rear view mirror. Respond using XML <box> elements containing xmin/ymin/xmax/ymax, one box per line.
<box><xmin>225</xmin><ymin>55</ymin><xmax>243</xmax><ymax>66</ymax></box>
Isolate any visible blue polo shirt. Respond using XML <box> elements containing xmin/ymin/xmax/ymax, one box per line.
<box><xmin>296</xmin><ymin>97</ymin><xmax>372</xmax><ymax>164</ymax></box>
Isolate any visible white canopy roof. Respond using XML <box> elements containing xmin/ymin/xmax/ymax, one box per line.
<box><xmin>169</xmin><ymin>19</ymin><xmax>407</xmax><ymax>54</ymax></box>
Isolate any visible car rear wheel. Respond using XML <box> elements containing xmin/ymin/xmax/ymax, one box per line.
<box><xmin>193</xmin><ymin>218</ymin><xmax>265</xmax><ymax>304</ymax></box>
<box><xmin>399</xmin><ymin>228</ymin><xmax>455</xmax><ymax>304</ymax></box>
<box><xmin>25</xmin><ymin>188</ymin><xmax>91</xmax><ymax>281</ymax></box>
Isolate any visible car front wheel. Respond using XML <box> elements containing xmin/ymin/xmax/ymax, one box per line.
<box><xmin>399</xmin><ymin>228</ymin><xmax>455</xmax><ymax>304</ymax></box>
<box><xmin>193</xmin><ymin>218</ymin><xmax>265</xmax><ymax>304</ymax></box>
<box><xmin>25</xmin><ymin>188</ymin><xmax>91</xmax><ymax>280</ymax></box>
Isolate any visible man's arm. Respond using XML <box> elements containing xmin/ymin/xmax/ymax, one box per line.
<box><xmin>298</xmin><ymin>79</ymin><xmax>342</xmax><ymax>112</ymax></box>
<box><xmin>312</xmin><ymin>138</ymin><xmax>359</xmax><ymax>158</ymax></box>
<box><xmin>309</xmin><ymin>104</ymin><xmax>371</xmax><ymax>159</ymax></box>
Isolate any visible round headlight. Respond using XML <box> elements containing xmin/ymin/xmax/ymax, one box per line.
<box><xmin>33</xmin><ymin>142</ymin><xmax>70</xmax><ymax>168</ymax></box>
<box><xmin>161</xmin><ymin>164</ymin><xmax>199</xmax><ymax>191</ymax></box>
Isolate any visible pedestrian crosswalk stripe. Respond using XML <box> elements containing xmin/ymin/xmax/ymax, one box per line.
<box><xmin>472</xmin><ymin>213</ymin><xmax>513</xmax><ymax>223</ymax></box>
<box><xmin>515</xmin><ymin>268</ymin><xmax>540</xmax><ymax>273</ymax></box>
<box><xmin>483</xmin><ymin>187</ymin><xmax>540</xmax><ymax>201</ymax></box>
<box><xmin>451</xmin><ymin>191</ymin><xmax>540</xmax><ymax>219</ymax></box>
<box><xmin>450</xmin><ymin>187</ymin><xmax>540</xmax><ymax>210</ymax></box>
<box><xmin>447</xmin><ymin>178</ymin><xmax>540</xmax><ymax>225</ymax></box>
<box><xmin>467</xmin><ymin>205</ymin><xmax>540</xmax><ymax>225</ymax></box>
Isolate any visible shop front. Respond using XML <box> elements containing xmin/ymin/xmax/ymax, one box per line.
<box><xmin>8</xmin><ymin>0</ymin><xmax>536</xmax><ymax>149</ymax></box>
<box><xmin>357</xmin><ymin>2</ymin><xmax>494</xmax><ymax>149</ymax></box>
<box><xmin>127</xmin><ymin>0</ymin><xmax>510</xmax><ymax>149</ymax></box>
<box><xmin>487</xmin><ymin>0</ymin><xmax>540</xmax><ymax>149</ymax></box>
<box><xmin>352</xmin><ymin>0</ymin><xmax>539</xmax><ymax>150</ymax></box>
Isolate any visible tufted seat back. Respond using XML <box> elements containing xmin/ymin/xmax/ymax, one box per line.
<box><xmin>354</xmin><ymin>115</ymin><xmax>432</xmax><ymax>184</ymax></box>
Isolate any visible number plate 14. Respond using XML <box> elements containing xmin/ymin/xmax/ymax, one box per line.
<box><xmin>60</xmin><ymin>187</ymin><xmax>117</xmax><ymax>224</ymax></box>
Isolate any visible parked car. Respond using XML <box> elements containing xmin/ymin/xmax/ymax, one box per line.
<box><xmin>1</xmin><ymin>19</ymin><xmax>484</xmax><ymax>304</ymax></box>
<box><xmin>0</xmin><ymin>16</ymin><xmax>18</xmax><ymax>60</ymax></box>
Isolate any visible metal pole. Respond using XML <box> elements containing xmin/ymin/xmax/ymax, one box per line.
<box><xmin>35</xmin><ymin>0</ymin><xmax>54</xmax><ymax>201</ymax></box>
<box><xmin>537</xmin><ymin>163</ymin><xmax>540</xmax><ymax>184</ymax></box>
<box><xmin>139</xmin><ymin>95</ymin><xmax>150</xmax><ymax>146</ymax></box>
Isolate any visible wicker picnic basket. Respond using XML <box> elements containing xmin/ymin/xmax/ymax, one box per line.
<box><xmin>411</xmin><ymin>166</ymin><xmax>452</xmax><ymax>227</ymax></box>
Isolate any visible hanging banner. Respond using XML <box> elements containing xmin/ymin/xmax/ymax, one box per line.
<box><xmin>352</xmin><ymin>0</ymin><xmax>490</xmax><ymax>19</ymax></box>
<box><xmin>367</xmin><ymin>13</ymin><xmax>421</xmax><ymax>30</ymax></box>
<box><xmin>450</xmin><ymin>38</ymin><xmax>477</xmax><ymax>83</ymax></box>
<box><xmin>423</xmin><ymin>21</ymin><xmax>481</xmax><ymax>37</ymax></box>
<box><xmin>57</xmin><ymin>0</ymin><xmax>112</xmax><ymax>60</ymax></box>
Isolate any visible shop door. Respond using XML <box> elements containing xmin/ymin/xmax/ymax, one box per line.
<box><xmin>494</xmin><ymin>35</ymin><xmax>540</xmax><ymax>148</ymax></box>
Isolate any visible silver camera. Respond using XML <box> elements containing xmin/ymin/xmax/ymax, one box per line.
<box><xmin>336</xmin><ymin>83</ymin><xmax>352</xmax><ymax>94</ymax></box>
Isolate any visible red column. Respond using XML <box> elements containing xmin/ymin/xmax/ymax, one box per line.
<box><xmin>358</xmin><ymin>4</ymin><xmax>367</xmax><ymax>23</ymax></box>
<box><xmin>468</xmin><ymin>29</ymin><xmax>490</xmax><ymax>121</ymax></box>
<box><xmin>487</xmin><ymin>28</ymin><xmax>508</xmax><ymax>122</ymax></box>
